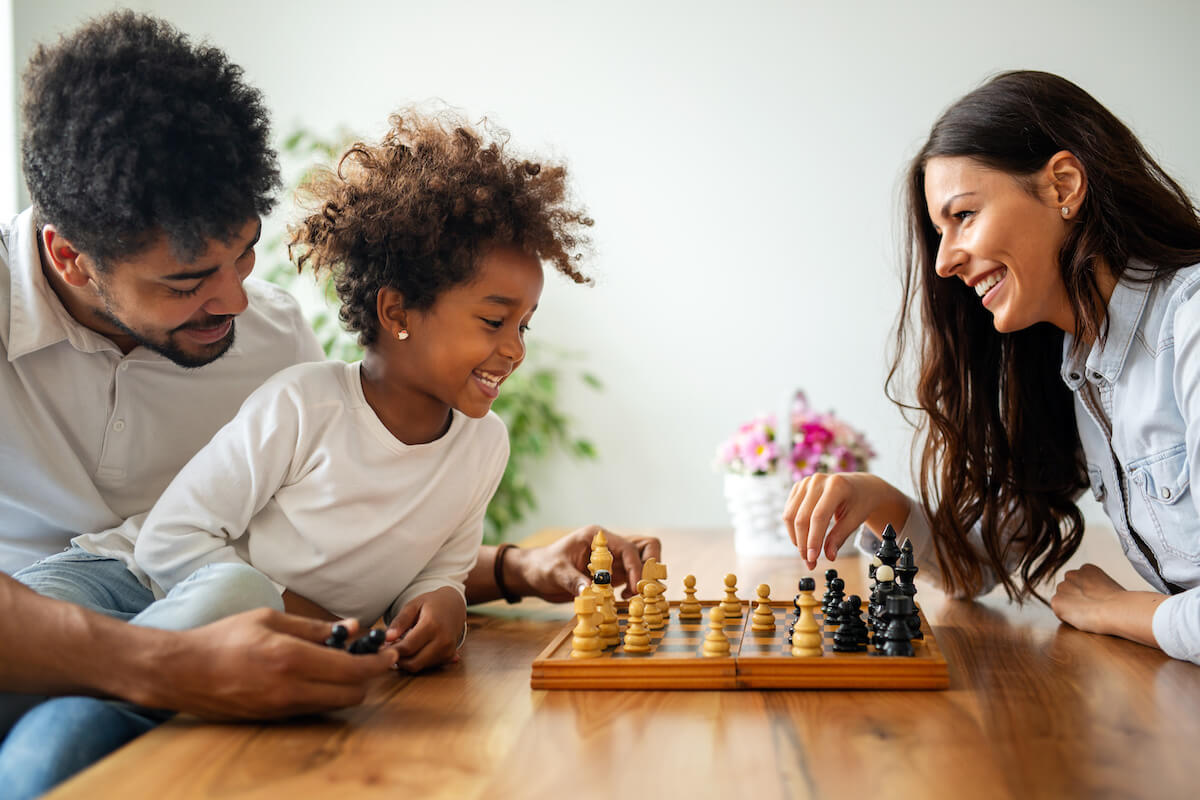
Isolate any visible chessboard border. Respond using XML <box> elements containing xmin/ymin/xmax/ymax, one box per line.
<box><xmin>530</xmin><ymin>600</ymin><xmax>950</xmax><ymax>691</ymax></box>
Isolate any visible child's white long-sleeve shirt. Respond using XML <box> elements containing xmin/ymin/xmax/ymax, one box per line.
<box><xmin>133</xmin><ymin>359</ymin><xmax>508</xmax><ymax>623</ymax></box>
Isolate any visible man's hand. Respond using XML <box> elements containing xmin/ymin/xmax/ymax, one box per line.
<box><xmin>507</xmin><ymin>525</ymin><xmax>662</xmax><ymax>602</ymax></box>
<box><xmin>385</xmin><ymin>586</ymin><xmax>467</xmax><ymax>673</ymax></box>
<box><xmin>1051</xmin><ymin>563</ymin><xmax>1167</xmax><ymax>648</ymax></box>
<box><xmin>141</xmin><ymin>609</ymin><xmax>398</xmax><ymax>719</ymax></box>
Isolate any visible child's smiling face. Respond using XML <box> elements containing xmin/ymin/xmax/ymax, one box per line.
<box><xmin>400</xmin><ymin>243</ymin><xmax>544</xmax><ymax>419</ymax></box>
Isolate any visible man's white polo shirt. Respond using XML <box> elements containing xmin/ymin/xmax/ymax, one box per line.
<box><xmin>0</xmin><ymin>208</ymin><xmax>323</xmax><ymax>574</ymax></box>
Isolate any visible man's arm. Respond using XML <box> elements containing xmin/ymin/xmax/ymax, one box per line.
<box><xmin>465</xmin><ymin>527</ymin><xmax>662</xmax><ymax>605</ymax></box>
<box><xmin>1</xmin><ymin>574</ymin><xmax>396</xmax><ymax>717</ymax></box>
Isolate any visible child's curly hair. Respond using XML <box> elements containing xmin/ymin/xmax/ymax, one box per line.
<box><xmin>290</xmin><ymin>110</ymin><xmax>593</xmax><ymax>346</ymax></box>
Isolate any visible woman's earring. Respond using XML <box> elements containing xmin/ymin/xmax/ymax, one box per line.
<box><xmin>1061</xmin><ymin>207</ymin><xmax>1070</xmax><ymax>218</ymax></box>
<box><xmin>396</xmin><ymin>329</ymin><xmax>409</xmax><ymax>341</ymax></box>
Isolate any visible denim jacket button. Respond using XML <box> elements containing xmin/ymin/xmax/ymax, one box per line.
<box><xmin>1161</xmin><ymin>486</ymin><xmax>1172</xmax><ymax>499</ymax></box>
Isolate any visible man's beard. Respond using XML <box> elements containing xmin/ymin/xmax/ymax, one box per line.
<box><xmin>92</xmin><ymin>303</ymin><xmax>237</xmax><ymax>369</ymax></box>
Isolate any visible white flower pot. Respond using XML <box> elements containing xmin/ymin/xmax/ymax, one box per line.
<box><xmin>723</xmin><ymin>473</ymin><xmax>798</xmax><ymax>556</ymax></box>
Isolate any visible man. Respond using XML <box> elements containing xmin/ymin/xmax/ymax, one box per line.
<box><xmin>0</xmin><ymin>11</ymin><xmax>656</xmax><ymax>796</ymax></box>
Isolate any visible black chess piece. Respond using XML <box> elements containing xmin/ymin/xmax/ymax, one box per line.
<box><xmin>824</xmin><ymin>577</ymin><xmax>846</xmax><ymax>627</ymax></box>
<box><xmin>821</xmin><ymin>568</ymin><xmax>838</xmax><ymax>614</ymax></box>
<box><xmin>894</xmin><ymin>538</ymin><xmax>923</xmax><ymax>640</ymax></box>
<box><xmin>348</xmin><ymin>628</ymin><xmax>387</xmax><ymax>655</ymax></box>
<box><xmin>878</xmin><ymin>595</ymin><xmax>916</xmax><ymax>657</ymax></box>
<box><xmin>876</xmin><ymin>523</ymin><xmax>901</xmax><ymax>569</ymax></box>
<box><xmin>871</xmin><ymin>566</ymin><xmax>897</xmax><ymax>641</ymax></box>
<box><xmin>324</xmin><ymin>622</ymin><xmax>350</xmax><ymax>649</ymax></box>
<box><xmin>832</xmin><ymin>595</ymin><xmax>868</xmax><ymax>652</ymax></box>
<box><xmin>594</xmin><ymin>569</ymin><xmax>612</xmax><ymax>586</ymax></box>
<box><xmin>793</xmin><ymin>577</ymin><xmax>813</xmax><ymax>619</ymax></box>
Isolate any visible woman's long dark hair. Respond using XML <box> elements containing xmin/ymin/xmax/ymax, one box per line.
<box><xmin>889</xmin><ymin>71</ymin><xmax>1200</xmax><ymax>600</ymax></box>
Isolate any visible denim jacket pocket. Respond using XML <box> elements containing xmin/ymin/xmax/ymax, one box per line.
<box><xmin>1130</xmin><ymin>444</ymin><xmax>1199</xmax><ymax>560</ymax></box>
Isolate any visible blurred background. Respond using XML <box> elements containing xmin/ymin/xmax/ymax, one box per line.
<box><xmin>3</xmin><ymin>0</ymin><xmax>1198</xmax><ymax>541</ymax></box>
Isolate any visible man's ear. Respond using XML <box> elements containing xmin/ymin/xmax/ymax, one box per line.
<box><xmin>376</xmin><ymin>286</ymin><xmax>409</xmax><ymax>340</ymax></box>
<box><xmin>41</xmin><ymin>225</ymin><xmax>95</xmax><ymax>288</ymax></box>
<box><xmin>1042</xmin><ymin>150</ymin><xmax>1087</xmax><ymax>214</ymax></box>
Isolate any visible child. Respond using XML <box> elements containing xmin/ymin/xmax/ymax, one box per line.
<box><xmin>131</xmin><ymin>108</ymin><xmax>594</xmax><ymax>666</ymax></box>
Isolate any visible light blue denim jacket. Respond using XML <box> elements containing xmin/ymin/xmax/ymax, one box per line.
<box><xmin>1063</xmin><ymin>263</ymin><xmax>1200</xmax><ymax>665</ymax></box>
<box><xmin>858</xmin><ymin>263</ymin><xmax>1200</xmax><ymax>666</ymax></box>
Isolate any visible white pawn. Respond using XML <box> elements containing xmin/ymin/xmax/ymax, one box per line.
<box><xmin>679</xmin><ymin>574</ymin><xmax>702</xmax><ymax>620</ymax></box>
<box><xmin>791</xmin><ymin>578</ymin><xmax>822</xmax><ymax>658</ymax></box>
<box><xmin>722</xmin><ymin>574</ymin><xmax>742</xmax><ymax>617</ymax></box>
<box><xmin>751</xmin><ymin>583</ymin><xmax>775</xmax><ymax>632</ymax></box>
<box><xmin>703</xmin><ymin>604</ymin><xmax>731</xmax><ymax>657</ymax></box>
<box><xmin>623</xmin><ymin>597</ymin><xmax>651</xmax><ymax>653</ymax></box>
<box><xmin>570</xmin><ymin>594</ymin><xmax>602</xmax><ymax>659</ymax></box>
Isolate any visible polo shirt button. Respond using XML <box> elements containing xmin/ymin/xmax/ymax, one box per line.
<box><xmin>1161</xmin><ymin>487</ymin><xmax>1172</xmax><ymax>500</ymax></box>
<box><xmin>112</xmin><ymin>420</ymin><xmax>126</xmax><ymax>432</ymax></box>
<box><xmin>1069</xmin><ymin>372</ymin><xmax>1081</xmax><ymax>381</ymax></box>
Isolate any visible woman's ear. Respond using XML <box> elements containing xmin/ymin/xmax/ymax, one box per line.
<box><xmin>376</xmin><ymin>287</ymin><xmax>409</xmax><ymax>341</ymax></box>
<box><xmin>1043</xmin><ymin>150</ymin><xmax>1087</xmax><ymax>216</ymax></box>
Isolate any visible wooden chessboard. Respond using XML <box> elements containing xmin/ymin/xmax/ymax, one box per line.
<box><xmin>530</xmin><ymin>600</ymin><xmax>950</xmax><ymax>690</ymax></box>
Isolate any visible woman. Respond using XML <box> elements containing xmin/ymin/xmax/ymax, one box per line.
<box><xmin>784</xmin><ymin>70</ymin><xmax>1200</xmax><ymax>665</ymax></box>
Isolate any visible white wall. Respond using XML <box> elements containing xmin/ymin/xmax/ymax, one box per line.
<box><xmin>0</xmin><ymin>0</ymin><xmax>14</xmax><ymax>217</ymax></box>
<box><xmin>12</xmin><ymin>0</ymin><xmax>1200</xmax><ymax>538</ymax></box>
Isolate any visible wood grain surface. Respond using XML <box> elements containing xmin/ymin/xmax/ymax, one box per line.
<box><xmin>46</xmin><ymin>525</ymin><xmax>1200</xmax><ymax>800</ymax></box>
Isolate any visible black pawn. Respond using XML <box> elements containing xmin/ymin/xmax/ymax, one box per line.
<box><xmin>876</xmin><ymin>523</ymin><xmax>901</xmax><ymax>569</ymax></box>
<box><xmin>878</xmin><ymin>595</ymin><xmax>916</xmax><ymax>657</ymax></box>
<box><xmin>821</xmin><ymin>569</ymin><xmax>838</xmax><ymax>614</ymax></box>
<box><xmin>594</xmin><ymin>569</ymin><xmax>612</xmax><ymax>586</ymax></box>
<box><xmin>871</xmin><ymin>568</ymin><xmax>897</xmax><ymax>640</ymax></box>
<box><xmin>324</xmin><ymin>622</ymin><xmax>350</xmax><ymax>649</ymax></box>
<box><xmin>894</xmin><ymin>538</ymin><xmax>923</xmax><ymax>640</ymax></box>
<box><xmin>349</xmin><ymin>628</ymin><xmax>387</xmax><ymax>655</ymax></box>
<box><xmin>824</xmin><ymin>577</ymin><xmax>846</xmax><ymax>627</ymax></box>
<box><xmin>832</xmin><ymin>595</ymin><xmax>868</xmax><ymax>652</ymax></box>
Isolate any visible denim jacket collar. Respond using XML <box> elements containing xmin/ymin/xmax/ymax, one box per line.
<box><xmin>1060</xmin><ymin>267</ymin><xmax>1154</xmax><ymax>391</ymax></box>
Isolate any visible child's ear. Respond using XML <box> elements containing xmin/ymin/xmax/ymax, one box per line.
<box><xmin>376</xmin><ymin>287</ymin><xmax>409</xmax><ymax>339</ymax></box>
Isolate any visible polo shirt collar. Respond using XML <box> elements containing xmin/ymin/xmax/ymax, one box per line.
<box><xmin>7</xmin><ymin>208</ymin><xmax>123</xmax><ymax>361</ymax></box>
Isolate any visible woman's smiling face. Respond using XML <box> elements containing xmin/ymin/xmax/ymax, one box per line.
<box><xmin>924</xmin><ymin>155</ymin><xmax>1075</xmax><ymax>333</ymax></box>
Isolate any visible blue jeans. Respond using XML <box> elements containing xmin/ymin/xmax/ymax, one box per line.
<box><xmin>0</xmin><ymin>547</ymin><xmax>283</xmax><ymax>799</ymax></box>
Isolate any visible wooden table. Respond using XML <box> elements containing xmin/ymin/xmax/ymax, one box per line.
<box><xmin>49</xmin><ymin>526</ymin><xmax>1199</xmax><ymax>799</ymax></box>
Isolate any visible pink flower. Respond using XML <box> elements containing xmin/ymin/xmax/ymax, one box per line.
<box><xmin>744</xmin><ymin>438</ymin><xmax>778</xmax><ymax>473</ymax></box>
<box><xmin>799</xmin><ymin>422</ymin><xmax>834</xmax><ymax>448</ymax></box>
<box><xmin>790</xmin><ymin>441</ymin><xmax>820</xmax><ymax>480</ymax></box>
<box><xmin>830</xmin><ymin>446</ymin><xmax>857</xmax><ymax>472</ymax></box>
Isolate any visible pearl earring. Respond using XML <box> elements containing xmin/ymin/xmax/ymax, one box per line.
<box><xmin>396</xmin><ymin>329</ymin><xmax>409</xmax><ymax>341</ymax></box>
<box><xmin>1061</xmin><ymin>207</ymin><xmax>1070</xmax><ymax>218</ymax></box>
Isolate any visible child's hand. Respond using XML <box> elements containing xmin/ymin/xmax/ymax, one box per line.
<box><xmin>783</xmin><ymin>472</ymin><xmax>911</xmax><ymax>570</ymax></box>
<box><xmin>384</xmin><ymin>586</ymin><xmax>467</xmax><ymax>673</ymax></box>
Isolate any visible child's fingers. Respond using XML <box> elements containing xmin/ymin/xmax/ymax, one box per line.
<box><xmin>390</xmin><ymin>613</ymin><xmax>435</xmax><ymax>658</ymax></box>
<box><xmin>385</xmin><ymin>602</ymin><xmax>420</xmax><ymax>643</ymax></box>
<box><xmin>805</xmin><ymin>479</ymin><xmax>849</xmax><ymax>570</ymax></box>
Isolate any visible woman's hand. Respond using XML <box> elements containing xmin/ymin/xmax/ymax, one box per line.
<box><xmin>782</xmin><ymin>472</ymin><xmax>910</xmax><ymax>569</ymax></box>
<box><xmin>1051</xmin><ymin>563</ymin><xmax>1167</xmax><ymax>648</ymax></box>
